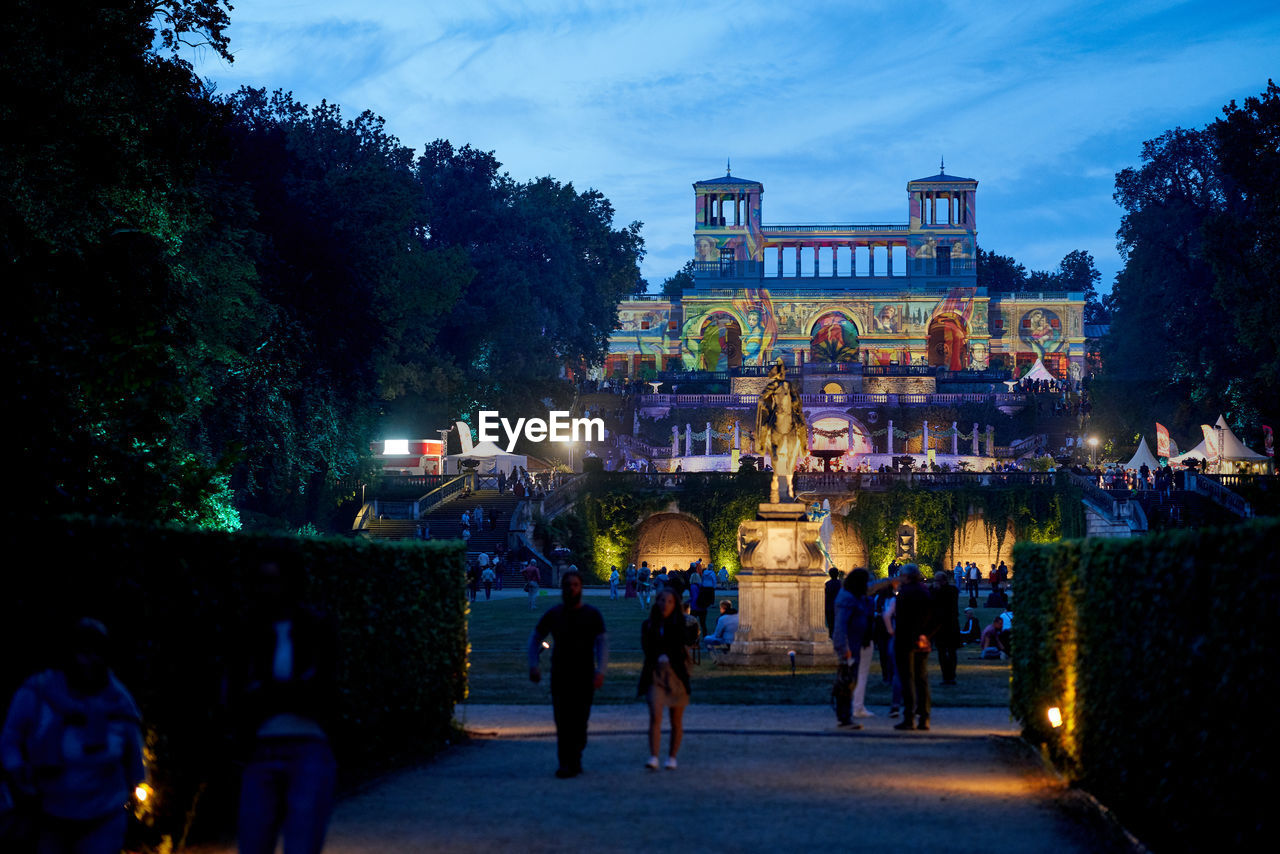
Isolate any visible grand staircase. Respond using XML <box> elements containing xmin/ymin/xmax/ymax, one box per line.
<box><xmin>419</xmin><ymin>489</ymin><xmax>522</xmax><ymax>574</ymax></box>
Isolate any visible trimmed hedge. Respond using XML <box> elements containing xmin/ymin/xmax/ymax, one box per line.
<box><xmin>1012</xmin><ymin>518</ymin><xmax>1278</xmax><ymax>851</ymax></box>
<box><xmin>1</xmin><ymin>516</ymin><xmax>468</xmax><ymax>848</ymax></box>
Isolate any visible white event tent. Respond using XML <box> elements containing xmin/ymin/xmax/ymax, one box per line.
<box><xmin>444</xmin><ymin>421</ymin><xmax>527</xmax><ymax>475</ymax></box>
<box><xmin>1170</xmin><ymin>415</ymin><xmax>1269</xmax><ymax>471</ymax></box>
<box><xmin>1124</xmin><ymin>437</ymin><xmax>1160</xmax><ymax>471</ymax></box>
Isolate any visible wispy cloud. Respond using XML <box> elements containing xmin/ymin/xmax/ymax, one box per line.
<box><xmin>195</xmin><ymin>0</ymin><xmax>1280</xmax><ymax>287</ymax></box>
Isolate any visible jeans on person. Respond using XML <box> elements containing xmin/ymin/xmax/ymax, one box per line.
<box><xmin>551</xmin><ymin>682</ymin><xmax>594</xmax><ymax>773</ymax></box>
<box><xmin>483</xmin><ymin>582</ymin><xmax>492</xmax><ymax>600</ymax></box>
<box><xmin>877</xmin><ymin>631</ymin><xmax>895</xmax><ymax>685</ymax></box>
<box><xmin>833</xmin><ymin>657</ymin><xmax>857</xmax><ymax>723</ymax></box>
<box><xmin>888</xmin><ymin>637</ymin><xmax>903</xmax><ymax>708</ymax></box>
<box><xmin>852</xmin><ymin>644</ymin><xmax>873</xmax><ymax>714</ymax></box>
<box><xmin>527</xmin><ymin>582</ymin><xmax>539</xmax><ymax>609</ymax></box>
<box><xmin>36</xmin><ymin>810</ymin><xmax>128</xmax><ymax>854</ymax></box>
<box><xmin>238</xmin><ymin>737</ymin><xmax>337</xmax><ymax>854</ymax></box>
<box><xmin>609</xmin><ymin>581</ymin><xmax>618</xmax><ymax>600</ymax></box>
<box><xmin>895</xmin><ymin>646</ymin><xmax>931</xmax><ymax>725</ymax></box>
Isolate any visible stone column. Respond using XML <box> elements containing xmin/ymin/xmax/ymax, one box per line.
<box><xmin>705</xmin><ymin>422</ymin><xmax>712</xmax><ymax>456</ymax></box>
<box><xmin>868</xmin><ymin>243</ymin><xmax>876</xmax><ymax>277</ymax></box>
<box><xmin>850</xmin><ymin>243</ymin><xmax>857</xmax><ymax>276</ymax></box>
<box><xmin>813</xmin><ymin>244</ymin><xmax>820</xmax><ymax>277</ymax></box>
<box><xmin>952</xmin><ymin>421</ymin><xmax>959</xmax><ymax>456</ymax></box>
<box><xmin>832</xmin><ymin>244</ymin><xmax>838</xmax><ymax>277</ymax></box>
<box><xmin>685</xmin><ymin>423</ymin><xmax>692</xmax><ymax>457</ymax></box>
<box><xmin>887</xmin><ymin>241</ymin><xmax>894</xmax><ymax>277</ymax></box>
<box><xmin>972</xmin><ymin>422</ymin><xmax>980</xmax><ymax>456</ymax></box>
<box><xmin>776</xmin><ymin>246</ymin><xmax>783</xmax><ymax>278</ymax></box>
<box><xmin>923</xmin><ymin>420</ymin><xmax>930</xmax><ymax>457</ymax></box>
<box><xmin>673</xmin><ymin>425</ymin><xmax>680</xmax><ymax>458</ymax></box>
<box><xmin>887</xmin><ymin>419</ymin><xmax>895</xmax><ymax>455</ymax></box>
<box><xmin>735</xmin><ymin>193</ymin><xmax>741</xmax><ymax>226</ymax></box>
<box><xmin>795</xmin><ymin>244</ymin><xmax>802</xmax><ymax>277</ymax></box>
<box><xmin>985</xmin><ymin>425</ymin><xmax>994</xmax><ymax>457</ymax></box>
<box><xmin>734</xmin><ymin>420</ymin><xmax>741</xmax><ymax>450</ymax></box>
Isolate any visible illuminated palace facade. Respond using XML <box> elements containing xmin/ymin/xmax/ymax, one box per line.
<box><xmin>607</xmin><ymin>169</ymin><xmax>1086</xmax><ymax>383</ymax></box>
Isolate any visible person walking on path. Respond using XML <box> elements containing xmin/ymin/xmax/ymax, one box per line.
<box><xmin>480</xmin><ymin>564</ymin><xmax>496</xmax><ymax>601</ymax></box>
<box><xmin>932</xmin><ymin>570</ymin><xmax>960</xmax><ymax>685</ymax></box>
<box><xmin>966</xmin><ymin>562</ymin><xmax>981</xmax><ymax>602</ymax></box>
<box><xmin>831</xmin><ymin>570</ymin><xmax>874</xmax><ymax>728</ymax></box>
<box><xmin>892</xmin><ymin>565</ymin><xmax>937</xmax><ymax>731</ymax></box>
<box><xmin>522</xmin><ymin>561</ymin><xmax>541</xmax><ymax>610</ymax></box>
<box><xmin>227</xmin><ymin>553</ymin><xmax>340</xmax><ymax>854</ymax></box>
<box><xmin>624</xmin><ymin>564</ymin><xmax>638</xmax><ymax>599</ymax></box>
<box><xmin>637</xmin><ymin>590</ymin><xmax>690</xmax><ymax>770</ymax></box>
<box><xmin>609</xmin><ymin>566</ymin><xmax>620</xmax><ymax>600</ymax></box>
<box><xmin>1</xmin><ymin>618</ymin><xmax>146</xmax><ymax>854</ymax></box>
<box><xmin>824</xmin><ymin>568</ymin><xmax>841</xmax><ymax>639</ymax></box>
<box><xmin>528</xmin><ymin>572</ymin><xmax>608</xmax><ymax>778</ymax></box>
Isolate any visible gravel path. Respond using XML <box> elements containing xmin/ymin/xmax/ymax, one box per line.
<box><xmin>202</xmin><ymin>703</ymin><xmax>1123</xmax><ymax>853</ymax></box>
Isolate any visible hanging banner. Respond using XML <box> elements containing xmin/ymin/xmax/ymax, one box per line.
<box><xmin>1155</xmin><ymin>422</ymin><xmax>1170</xmax><ymax>458</ymax></box>
<box><xmin>1201</xmin><ymin>424</ymin><xmax>1220</xmax><ymax>462</ymax></box>
<box><xmin>1264</xmin><ymin>425</ymin><xmax>1274</xmax><ymax>458</ymax></box>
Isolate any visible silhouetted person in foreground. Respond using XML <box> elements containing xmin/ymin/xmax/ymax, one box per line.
<box><xmin>931</xmin><ymin>570</ymin><xmax>960</xmax><ymax>685</ymax></box>
<box><xmin>1</xmin><ymin>618</ymin><xmax>145</xmax><ymax>854</ymax></box>
<box><xmin>529</xmin><ymin>572</ymin><xmax>608</xmax><ymax>778</ymax></box>
<box><xmin>227</xmin><ymin>551</ymin><xmax>339</xmax><ymax>854</ymax></box>
<box><xmin>892</xmin><ymin>565</ymin><xmax>936</xmax><ymax>731</ymax></box>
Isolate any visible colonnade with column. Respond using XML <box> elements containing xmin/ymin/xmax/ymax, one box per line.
<box><xmin>915</xmin><ymin>189</ymin><xmax>972</xmax><ymax>226</ymax></box>
<box><xmin>768</xmin><ymin>241</ymin><xmax>906</xmax><ymax>277</ymax></box>
<box><xmin>700</xmin><ymin>193</ymin><xmax>748</xmax><ymax>227</ymax></box>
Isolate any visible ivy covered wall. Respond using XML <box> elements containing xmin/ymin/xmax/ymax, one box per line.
<box><xmin>544</xmin><ymin>472</ymin><xmax>1083</xmax><ymax>581</ymax></box>
<box><xmin>837</xmin><ymin>480</ymin><xmax>1084</xmax><ymax>576</ymax></box>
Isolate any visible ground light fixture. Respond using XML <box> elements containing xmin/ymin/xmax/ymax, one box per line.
<box><xmin>1047</xmin><ymin>707</ymin><xmax>1063</xmax><ymax>728</ymax></box>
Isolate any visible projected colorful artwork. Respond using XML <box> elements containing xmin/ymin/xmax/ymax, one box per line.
<box><xmin>696</xmin><ymin>312</ymin><xmax>742</xmax><ymax>370</ymax></box>
<box><xmin>1019</xmin><ymin>308</ymin><xmax>1063</xmax><ymax>358</ymax></box>
<box><xmin>810</xmin><ymin>312</ymin><xmax>860</xmax><ymax>363</ymax></box>
<box><xmin>606</xmin><ymin>168</ymin><xmax>1090</xmax><ymax>381</ymax></box>
<box><xmin>734</xmin><ymin>288</ymin><xmax>777</xmax><ymax>365</ymax></box>
<box><xmin>872</xmin><ymin>303</ymin><xmax>906</xmax><ymax>334</ymax></box>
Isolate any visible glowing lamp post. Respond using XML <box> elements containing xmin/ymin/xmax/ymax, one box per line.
<box><xmin>1087</xmin><ymin>436</ymin><xmax>1099</xmax><ymax>468</ymax></box>
<box><xmin>1047</xmin><ymin>707</ymin><xmax>1063</xmax><ymax>729</ymax></box>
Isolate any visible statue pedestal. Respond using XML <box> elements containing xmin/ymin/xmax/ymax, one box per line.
<box><xmin>718</xmin><ymin>503</ymin><xmax>831</xmax><ymax>667</ymax></box>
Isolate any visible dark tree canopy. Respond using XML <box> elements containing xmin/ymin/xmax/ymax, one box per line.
<box><xmin>0</xmin><ymin>2</ymin><xmax>644</xmax><ymax>529</ymax></box>
<box><xmin>1094</xmin><ymin>81</ymin><xmax>1280</xmax><ymax>445</ymax></box>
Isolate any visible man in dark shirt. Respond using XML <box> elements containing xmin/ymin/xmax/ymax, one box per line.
<box><xmin>892</xmin><ymin>565</ymin><xmax>936</xmax><ymax>731</ymax></box>
<box><xmin>931</xmin><ymin>570</ymin><xmax>960</xmax><ymax>685</ymax></box>
<box><xmin>824</xmin><ymin>568</ymin><xmax>842</xmax><ymax>638</ymax></box>
<box><xmin>529</xmin><ymin>572</ymin><xmax>608</xmax><ymax>778</ymax></box>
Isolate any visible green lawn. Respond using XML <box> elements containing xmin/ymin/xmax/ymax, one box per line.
<box><xmin>465</xmin><ymin>593</ymin><xmax>1011</xmax><ymax>706</ymax></box>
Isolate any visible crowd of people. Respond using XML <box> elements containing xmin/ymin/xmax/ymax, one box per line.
<box><xmin>825</xmin><ymin>561</ymin><xmax>1013</xmax><ymax>730</ymax></box>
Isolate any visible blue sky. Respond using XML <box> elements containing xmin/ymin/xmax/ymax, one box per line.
<box><xmin>192</xmin><ymin>0</ymin><xmax>1280</xmax><ymax>291</ymax></box>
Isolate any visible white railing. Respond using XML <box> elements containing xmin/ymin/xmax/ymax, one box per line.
<box><xmin>637</xmin><ymin>392</ymin><xmax>1027</xmax><ymax>408</ymax></box>
<box><xmin>1187</xmin><ymin>472</ymin><xmax>1252</xmax><ymax>518</ymax></box>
